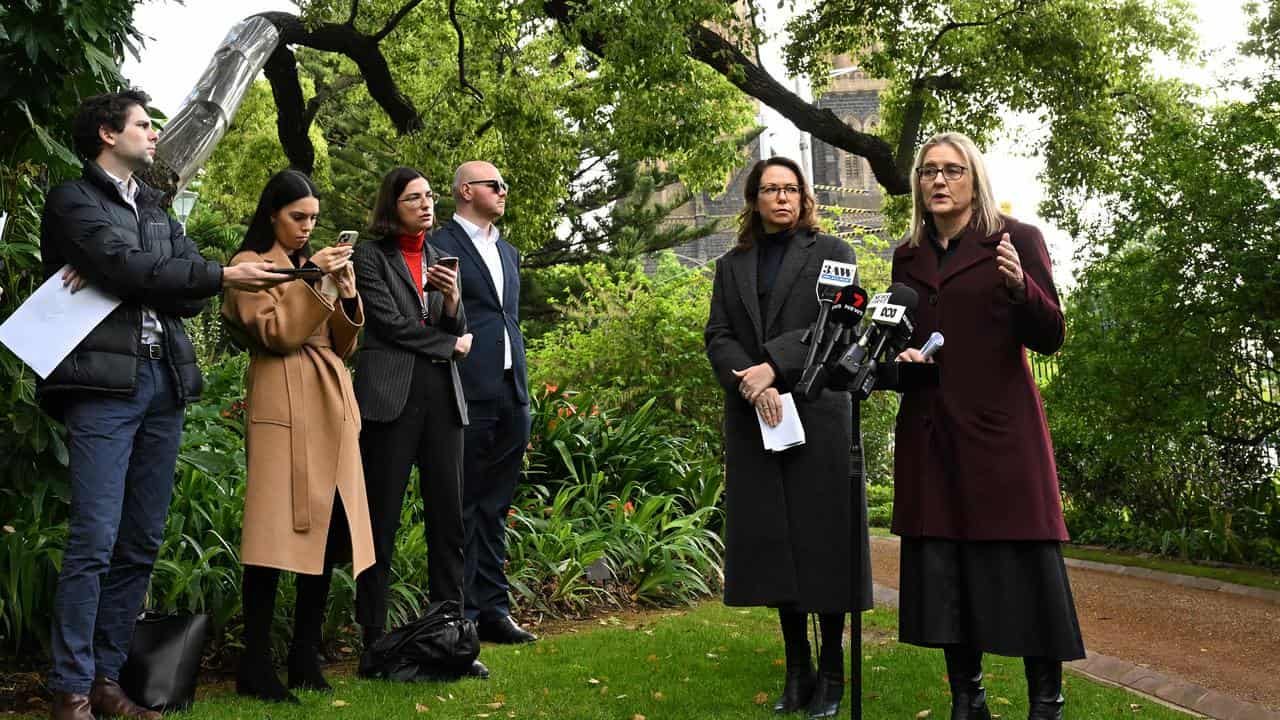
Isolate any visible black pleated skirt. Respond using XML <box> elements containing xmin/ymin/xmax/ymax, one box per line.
<box><xmin>898</xmin><ymin>538</ymin><xmax>1086</xmax><ymax>661</ymax></box>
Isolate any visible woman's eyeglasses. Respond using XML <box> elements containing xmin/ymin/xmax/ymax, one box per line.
<box><xmin>915</xmin><ymin>164</ymin><xmax>968</xmax><ymax>182</ymax></box>
<box><xmin>399</xmin><ymin>191</ymin><xmax>436</xmax><ymax>206</ymax></box>
<box><xmin>758</xmin><ymin>184</ymin><xmax>801</xmax><ymax>198</ymax></box>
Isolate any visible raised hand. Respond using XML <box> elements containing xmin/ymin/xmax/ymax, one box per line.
<box><xmin>995</xmin><ymin>233</ymin><xmax>1025</xmax><ymax>301</ymax></box>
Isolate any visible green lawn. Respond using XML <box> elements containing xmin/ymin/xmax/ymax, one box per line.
<box><xmin>111</xmin><ymin>603</ymin><xmax>1193</xmax><ymax>720</ymax></box>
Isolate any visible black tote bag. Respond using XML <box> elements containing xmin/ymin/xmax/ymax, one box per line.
<box><xmin>119</xmin><ymin>612</ymin><xmax>211</xmax><ymax>712</ymax></box>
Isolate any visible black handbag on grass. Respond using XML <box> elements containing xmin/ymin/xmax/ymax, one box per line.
<box><xmin>360</xmin><ymin>600</ymin><xmax>480</xmax><ymax>681</ymax></box>
<box><xmin>119</xmin><ymin>612</ymin><xmax>211</xmax><ymax>712</ymax></box>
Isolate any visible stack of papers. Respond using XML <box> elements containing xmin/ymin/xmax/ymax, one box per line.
<box><xmin>0</xmin><ymin>265</ymin><xmax>122</xmax><ymax>378</ymax></box>
<box><xmin>757</xmin><ymin>392</ymin><xmax>806</xmax><ymax>452</ymax></box>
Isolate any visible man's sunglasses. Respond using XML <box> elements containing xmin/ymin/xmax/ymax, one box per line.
<box><xmin>464</xmin><ymin>179</ymin><xmax>509</xmax><ymax>193</ymax></box>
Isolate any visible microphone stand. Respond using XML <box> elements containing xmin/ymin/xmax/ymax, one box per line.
<box><xmin>850</xmin><ymin>403</ymin><xmax>865</xmax><ymax>720</ymax></box>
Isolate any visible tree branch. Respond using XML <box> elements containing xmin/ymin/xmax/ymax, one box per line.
<box><xmin>910</xmin><ymin>0</ymin><xmax>1033</xmax><ymax>83</ymax></box>
<box><xmin>303</xmin><ymin>74</ymin><xmax>363</xmax><ymax>128</ymax></box>
<box><xmin>894</xmin><ymin>0</ymin><xmax>1032</xmax><ymax>173</ymax></box>
<box><xmin>373</xmin><ymin>0</ymin><xmax>425</xmax><ymax>41</ymax></box>
<box><xmin>254</xmin><ymin>11</ymin><xmax>426</xmax><ymax>170</ymax></box>
<box><xmin>543</xmin><ymin>0</ymin><xmax>911</xmax><ymax>194</ymax></box>
<box><xmin>262</xmin><ymin>45</ymin><xmax>316</xmax><ymax>173</ymax></box>
<box><xmin>347</xmin><ymin>0</ymin><xmax>360</xmax><ymax>26</ymax></box>
<box><xmin>895</xmin><ymin>73</ymin><xmax>963</xmax><ymax>178</ymax></box>
<box><xmin>449</xmin><ymin>0</ymin><xmax>485</xmax><ymax>101</ymax></box>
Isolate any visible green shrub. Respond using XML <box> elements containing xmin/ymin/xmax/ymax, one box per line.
<box><xmin>526</xmin><ymin>254</ymin><xmax>721</xmax><ymax>447</ymax></box>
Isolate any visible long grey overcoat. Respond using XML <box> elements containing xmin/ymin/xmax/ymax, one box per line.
<box><xmin>705</xmin><ymin>229</ymin><xmax>873</xmax><ymax>613</ymax></box>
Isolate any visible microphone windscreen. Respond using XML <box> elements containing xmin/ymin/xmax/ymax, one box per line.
<box><xmin>886</xmin><ymin>282</ymin><xmax>919</xmax><ymax>310</ymax></box>
<box><xmin>830</xmin><ymin>284</ymin><xmax>868</xmax><ymax>324</ymax></box>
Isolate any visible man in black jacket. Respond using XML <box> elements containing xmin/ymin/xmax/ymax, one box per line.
<box><xmin>41</xmin><ymin>90</ymin><xmax>284</xmax><ymax>720</ymax></box>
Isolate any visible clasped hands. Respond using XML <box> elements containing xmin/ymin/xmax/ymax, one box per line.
<box><xmin>733</xmin><ymin>363</ymin><xmax>783</xmax><ymax>428</ymax></box>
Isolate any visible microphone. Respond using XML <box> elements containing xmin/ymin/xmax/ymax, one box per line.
<box><xmin>796</xmin><ymin>284</ymin><xmax>867</xmax><ymax>400</ymax></box>
<box><xmin>838</xmin><ymin>283</ymin><xmax>919</xmax><ymax>400</ymax></box>
<box><xmin>799</xmin><ymin>259</ymin><xmax>858</xmax><ymax>375</ymax></box>
<box><xmin>919</xmin><ymin>331</ymin><xmax>944</xmax><ymax>360</ymax></box>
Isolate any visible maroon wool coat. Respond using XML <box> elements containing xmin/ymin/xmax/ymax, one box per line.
<box><xmin>889</xmin><ymin>216</ymin><xmax>1069</xmax><ymax>541</ymax></box>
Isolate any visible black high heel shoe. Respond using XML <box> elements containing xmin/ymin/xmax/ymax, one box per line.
<box><xmin>805</xmin><ymin>671</ymin><xmax>844</xmax><ymax>719</ymax></box>
<box><xmin>773</xmin><ymin>664</ymin><xmax>816</xmax><ymax>713</ymax></box>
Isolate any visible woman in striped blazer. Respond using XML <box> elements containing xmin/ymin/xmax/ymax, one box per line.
<box><xmin>350</xmin><ymin>167</ymin><xmax>483</xmax><ymax>678</ymax></box>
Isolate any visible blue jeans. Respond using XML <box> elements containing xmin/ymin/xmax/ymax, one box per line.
<box><xmin>48</xmin><ymin>359</ymin><xmax>184</xmax><ymax>694</ymax></box>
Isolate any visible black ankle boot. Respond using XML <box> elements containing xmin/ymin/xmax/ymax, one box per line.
<box><xmin>237</xmin><ymin>651</ymin><xmax>299</xmax><ymax>704</ymax></box>
<box><xmin>287</xmin><ymin>641</ymin><xmax>331</xmax><ymax>692</ymax></box>
<box><xmin>238</xmin><ymin>566</ymin><xmax>299</xmax><ymax>703</ymax></box>
<box><xmin>945</xmin><ymin>647</ymin><xmax>991</xmax><ymax>720</ymax></box>
<box><xmin>773</xmin><ymin>663</ymin><xmax>816</xmax><ymax>714</ymax></box>
<box><xmin>805</xmin><ymin>670</ymin><xmax>843</xmax><ymax>719</ymax></box>
<box><xmin>1024</xmin><ymin>657</ymin><xmax>1065</xmax><ymax>720</ymax></box>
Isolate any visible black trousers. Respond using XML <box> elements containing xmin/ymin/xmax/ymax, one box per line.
<box><xmin>356</xmin><ymin>358</ymin><xmax>464</xmax><ymax>631</ymax></box>
<box><xmin>462</xmin><ymin>370</ymin><xmax>531</xmax><ymax>622</ymax></box>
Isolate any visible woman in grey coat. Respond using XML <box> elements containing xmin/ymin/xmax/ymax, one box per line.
<box><xmin>705</xmin><ymin>156</ymin><xmax>872</xmax><ymax>719</ymax></box>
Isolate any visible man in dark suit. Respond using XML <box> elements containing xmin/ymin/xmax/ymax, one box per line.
<box><xmin>431</xmin><ymin>161</ymin><xmax>536</xmax><ymax>644</ymax></box>
<box><xmin>40</xmin><ymin>90</ymin><xmax>284</xmax><ymax>720</ymax></box>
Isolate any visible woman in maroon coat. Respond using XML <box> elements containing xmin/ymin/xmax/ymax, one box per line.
<box><xmin>891</xmin><ymin>132</ymin><xmax>1084</xmax><ymax>720</ymax></box>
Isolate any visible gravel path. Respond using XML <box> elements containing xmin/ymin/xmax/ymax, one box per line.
<box><xmin>869</xmin><ymin>537</ymin><xmax>1280</xmax><ymax>712</ymax></box>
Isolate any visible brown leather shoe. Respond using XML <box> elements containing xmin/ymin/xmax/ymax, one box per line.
<box><xmin>50</xmin><ymin>692</ymin><xmax>93</xmax><ymax>720</ymax></box>
<box><xmin>88</xmin><ymin>677</ymin><xmax>162</xmax><ymax>719</ymax></box>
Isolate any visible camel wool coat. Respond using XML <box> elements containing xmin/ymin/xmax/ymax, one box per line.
<box><xmin>222</xmin><ymin>247</ymin><xmax>375</xmax><ymax>577</ymax></box>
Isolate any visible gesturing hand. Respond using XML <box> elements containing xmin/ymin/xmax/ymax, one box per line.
<box><xmin>755</xmin><ymin>388</ymin><xmax>783</xmax><ymax>428</ymax></box>
<box><xmin>732</xmin><ymin>362</ymin><xmax>776</xmax><ymax>404</ymax></box>
<box><xmin>995</xmin><ymin>233</ymin><xmax>1026</xmax><ymax>301</ymax></box>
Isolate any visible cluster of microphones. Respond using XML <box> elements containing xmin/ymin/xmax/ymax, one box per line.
<box><xmin>795</xmin><ymin>260</ymin><xmax>944</xmax><ymax>403</ymax></box>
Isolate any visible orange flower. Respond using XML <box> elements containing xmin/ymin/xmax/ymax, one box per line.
<box><xmin>508</xmin><ymin>508</ymin><xmax>517</xmax><ymax>516</ymax></box>
<box><xmin>623</xmin><ymin>501</ymin><xmax>635</xmax><ymax>515</ymax></box>
<box><xmin>590</xmin><ymin>405</ymin><xmax>600</xmax><ymax>416</ymax></box>
<box><xmin>544</xmin><ymin>382</ymin><xmax>558</xmax><ymax>394</ymax></box>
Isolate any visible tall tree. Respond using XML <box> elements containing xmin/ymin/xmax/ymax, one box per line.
<box><xmin>1042</xmin><ymin>4</ymin><xmax>1278</xmax><ymax>549</ymax></box>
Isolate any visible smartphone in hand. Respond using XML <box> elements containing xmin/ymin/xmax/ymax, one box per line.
<box><xmin>336</xmin><ymin>230</ymin><xmax>359</xmax><ymax>245</ymax></box>
<box><xmin>426</xmin><ymin>256</ymin><xmax>459</xmax><ymax>291</ymax></box>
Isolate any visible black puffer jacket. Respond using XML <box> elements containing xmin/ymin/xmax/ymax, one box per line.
<box><xmin>38</xmin><ymin>162</ymin><xmax>224</xmax><ymax>416</ymax></box>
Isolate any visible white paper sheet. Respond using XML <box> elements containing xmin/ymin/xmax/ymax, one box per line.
<box><xmin>0</xmin><ymin>265</ymin><xmax>122</xmax><ymax>379</ymax></box>
<box><xmin>758</xmin><ymin>392</ymin><xmax>806</xmax><ymax>452</ymax></box>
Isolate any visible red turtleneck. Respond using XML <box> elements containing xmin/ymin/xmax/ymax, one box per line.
<box><xmin>398</xmin><ymin>231</ymin><xmax>426</xmax><ymax>293</ymax></box>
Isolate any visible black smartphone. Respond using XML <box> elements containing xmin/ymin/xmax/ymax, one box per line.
<box><xmin>425</xmin><ymin>256</ymin><xmax>458</xmax><ymax>291</ymax></box>
<box><xmin>270</xmin><ymin>267</ymin><xmax>324</xmax><ymax>281</ymax></box>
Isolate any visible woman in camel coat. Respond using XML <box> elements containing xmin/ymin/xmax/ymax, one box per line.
<box><xmin>222</xmin><ymin>169</ymin><xmax>375</xmax><ymax>704</ymax></box>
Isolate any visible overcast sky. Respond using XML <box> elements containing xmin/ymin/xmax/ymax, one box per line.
<box><xmin>123</xmin><ymin>0</ymin><xmax>1262</xmax><ymax>286</ymax></box>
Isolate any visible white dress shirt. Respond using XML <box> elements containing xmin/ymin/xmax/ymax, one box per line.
<box><xmin>100</xmin><ymin>166</ymin><xmax>163</xmax><ymax>346</ymax></box>
<box><xmin>452</xmin><ymin>214</ymin><xmax>512</xmax><ymax>370</ymax></box>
